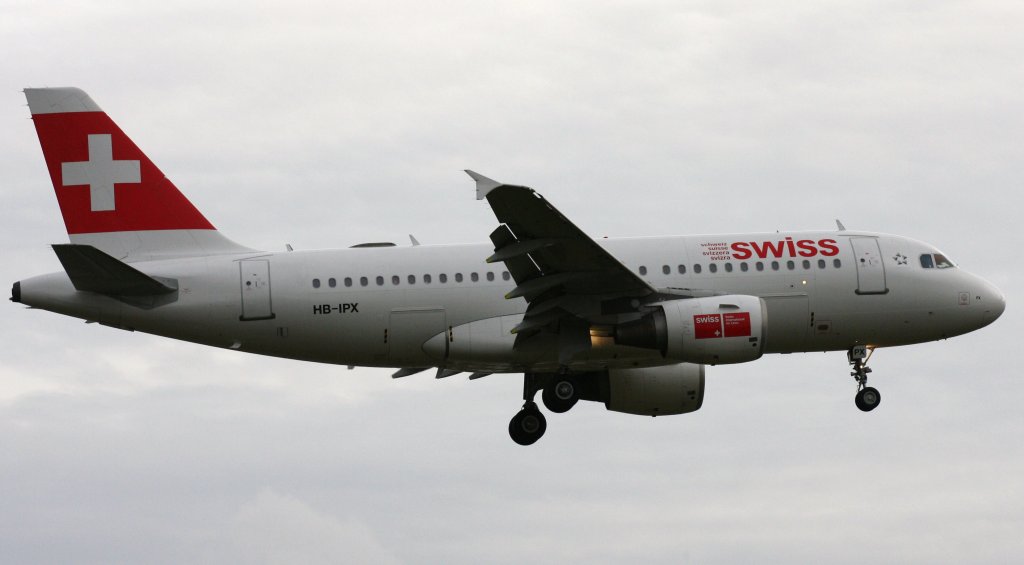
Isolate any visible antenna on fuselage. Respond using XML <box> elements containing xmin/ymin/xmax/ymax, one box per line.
<box><xmin>835</xmin><ymin>219</ymin><xmax>847</xmax><ymax>231</ymax></box>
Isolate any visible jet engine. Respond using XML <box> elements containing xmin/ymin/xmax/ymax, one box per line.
<box><xmin>604</xmin><ymin>363</ymin><xmax>705</xmax><ymax>416</ymax></box>
<box><xmin>615</xmin><ymin>295</ymin><xmax>766</xmax><ymax>365</ymax></box>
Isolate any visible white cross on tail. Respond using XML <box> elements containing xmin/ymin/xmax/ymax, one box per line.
<box><xmin>61</xmin><ymin>134</ymin><xmax>141</xmax><ymax>211</ymax></box>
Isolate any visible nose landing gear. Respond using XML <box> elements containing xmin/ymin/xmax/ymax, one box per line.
<box><xmin>849</xmin><ymin>345</ymin><xmax>881</xmax><ymax>412</ymax></box>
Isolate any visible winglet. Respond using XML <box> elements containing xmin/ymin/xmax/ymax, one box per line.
<box><xmin>465</xmin><ymin>170</ymin><xmax>503</xmax><ymax>200</ymax></box>
<box><xmin>835</xmin><ymin>219</ymin><xmax>847</xmax><ymax>231</ymax></box>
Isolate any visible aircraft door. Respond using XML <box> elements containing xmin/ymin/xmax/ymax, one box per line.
<box><xmin>389</xmin><ymin>308</ymin><xmax>447</xmax><ymax>366</ymax></box>
<box><xmin>239</xmin><ymin>260</ymin><xmax>275</xmax><ymax>320</ymax></box>
<box><xmin>850</xmin><ymin>237</ymin><xmax>887</xmax><ymax>294</ymax></box>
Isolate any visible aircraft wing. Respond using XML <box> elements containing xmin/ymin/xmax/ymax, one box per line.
<box><xmin>469</xmin><ymin>171</ymin><xmax>657</xmax><ymax>361</ymax></box>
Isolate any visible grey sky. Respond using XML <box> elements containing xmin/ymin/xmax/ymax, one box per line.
<box><xmin>2</xmin><ymin>1</ymin><xmax>1022</xmax><ymax>563</ymax></box>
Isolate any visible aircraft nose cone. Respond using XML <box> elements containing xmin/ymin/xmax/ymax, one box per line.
<box><xmin>992</xmin><ymin>288</ymin><xmax>1006</xmax><ymax>320</ymax></box>
<box><xmin>980</xmin><ymin>280</ymin><xmax>1005</xmax><ymax>326</ymax></box>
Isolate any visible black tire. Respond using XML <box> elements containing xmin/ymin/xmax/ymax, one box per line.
<box><xmin>542</xmin><ymin>378</ymin><xmax>579</xmax><ymax>413</ymax></box>
<box><xmin>508</xmin><ymin>405</ymin><xmax>547</xmax><ymax>445</ymax></box>
<box><xmin>855</xmin><ymin>387</ymin><xmax>881</xmax><ymax>412</ymax></box>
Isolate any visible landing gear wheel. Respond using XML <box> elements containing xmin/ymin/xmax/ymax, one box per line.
<box><xmin>509</xmin><ymin>402</ymin><xmax>547</xmax><ymax>446</ymax></box>
<box><xmin>855</xmin><ymin>387</ymin><xmax>881</xmax><ymax>412</ymax></box>
<box><xmin>542</xmin><ymin>377</ymin><xmax>579</xmax><ymax>414</ymax></box>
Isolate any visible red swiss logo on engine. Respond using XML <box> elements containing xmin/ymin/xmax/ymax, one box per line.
<box><xmin>694</xmin><ymin>312</ymin><xmax>752</xmax><ymax>339</ymax></box>
<box><xmin>694</xmin><ymin>314</ymin><xmax>722</xmax><ymax>339</ymax></box>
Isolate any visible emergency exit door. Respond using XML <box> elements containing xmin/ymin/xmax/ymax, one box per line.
<box><xmin>239</xmin><ymin>260</ymin><xmax>275</xmax><ymax>320</ymax></box>
<box><xmin>850</xmin><ymin>237</ymin><xmax>888</xmax><ymax>295</ymax></box>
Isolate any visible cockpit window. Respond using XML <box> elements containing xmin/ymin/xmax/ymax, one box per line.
<box><xmin>933</xmin><ymin>253</ymin><xmax>955</xmax><ymax>269</ymax></box>
<box><xmin>920</xmin><ymin>253</ymin><xmax>956</xmax><ymax>269</ymax></box>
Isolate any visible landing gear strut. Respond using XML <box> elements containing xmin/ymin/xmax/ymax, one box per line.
<box><xmin>849</xmin><ymin>345</ymin><xmax>881</xmax><ymax>412</ymax></box>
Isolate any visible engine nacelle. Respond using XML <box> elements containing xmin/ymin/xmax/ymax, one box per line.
<box><xmin>615</xmin><ymin>295</ymin><xmax>766</xmax><ymax>365</ymax></box>
<box><xmin>604</xmin><ymin>363</ymin><xmax>705</xmax><ymax>416</ymax></box>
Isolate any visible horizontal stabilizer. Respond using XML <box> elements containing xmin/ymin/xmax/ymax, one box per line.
<box><xmin>52</xmin><ymin>244</ymin><xmax>176</xmax><ymax>296</ymax></box>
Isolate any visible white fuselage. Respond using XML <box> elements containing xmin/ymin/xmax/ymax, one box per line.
<box><xmin>18</xmin><ymin>230</ymin><xmax>1004</xmax><ymax>373</ymax></box>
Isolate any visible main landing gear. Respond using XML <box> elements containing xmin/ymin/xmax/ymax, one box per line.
<box><xmin>508</xmin><ymin>403</ymin><xmax>546</xmax><ymax>446</ymax></box>
<box><xmin>508</xmin><ymin>371</ymin><xmax>581</xmax><ymax>445</ymax></box>
<box><xmin>849</xmin><ymin>345</ymin><xmax>881</xmax><ymax>412</ymax></box>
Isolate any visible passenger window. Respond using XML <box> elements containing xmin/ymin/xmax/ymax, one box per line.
<box><xmin>312</xmin><ymin>278</ymin><xmax>321</xmax><ymax>289</ymax></box>
<box><xmin>662</xmin><ymin>265</ymin><xmax>670</xmax><ymax>275</ymax></box>
<box><xmin>833</xmin><ymin>259</ymin><xmax>842</xmax><ymax>268</ymax></box>
<box><xmin>709</xmin><ymin>263</ymin><xmax>718</xmax><ymax>273</ymax></box>
<box><xmin>740</xmin><ymin>263</ymin><xmax>749</xmax><ymax>272</ymax></box>
<box><xmin>818</xmin><ymin>259</ymin><xmax>826</xmax><ymax>269</ymax></box>
<box><xmin>408</xmin><ymin>275</ymin><xmax>416</xmax><ymax>284</ymax></box>
<box><xmin>678</xmin><ymin>264</ymin><xmax>686</xmax><ymax>274</ymax></box>
<box><xmin>424</xmin><ymin>274</ymin><xmax>432</xmax><ymax>284</ymax></box>
<box><xmin>455</xmin><ymin>273</ymin><xmax>463</xmax><ymax>282</ymax></box>
<box><xmin>934</xmin><ymin>254</ymin><xmax>955</xmax><ymax>269</ymax></box>
<box><xmin>502</xmin><ymin>271</ymin><xmax>511</xmax><ymax>281</ymax></box>
<box><xmin>376</xmin><ymin>276</ymin><xmax>384</xmax><ymax>286</ymax></box>
<box><xmin>756</xmin><ymin>262</ymin><xmax>764</xmax><ymax>272</ymax></box>
<box><xmin>771</xmin><ymin>261</ymin><xmax>780</xmax><ymax>271</ymax></box>
<box><xmin>471</xmin><ymin>272</ymin><xmax>479</xmax><ymax>282</ymax></box>
<box><xmin>345</xmin><ymin>277</ymin><xmax>353</xmax><ymax>287</ymax></box>
<box><xmin>392</xmin><ymin>275</ymin><xmax>400</xmax><ymax>285</ymax></box>
<box><xmin>725</xmin><ymin>263</ymin><xmax>733</xmax><ymax>273</ymax></box>
<box><xmin>802</xmin><ymin>260</ymin><xmax>811</xmax><ymax>269</ymax></box>
<box><xmin>639</xmin><ymin>266</ymin><xmax>647</xmax><ymax>275</ymax></box>
<box><xmin>786</xmin><ymin>261</ymin><xmax>795</xmax><ymax>270</ymax></box>
<box><xmin>360</xmin><ymin>276</ymin><xmax>368</xmax><ymax>287</ymax></box>
<box><xmin>694</xmin><ymin>264</ymin><xmax>702</xmax><ymax>274</ymax></box>
<box><xmin>439</xmin><ymin>273</ymin><xmax>448</xmax><ymax>283</ymax></box>
<box><xmin>328</xmin><ymin>277</ymin><xmax>336</xmax><ymax>288</ymax></box>
<box><xmin>486</xmin><ymin>272</ymin><xmax>495</xmax><ymax>281</ymax></box>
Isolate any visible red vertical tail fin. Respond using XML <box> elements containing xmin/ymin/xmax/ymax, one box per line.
<box><xmin>26</xmin><ymin>87</ymin><xmax>252</xmax><ymax>261</ymax></box>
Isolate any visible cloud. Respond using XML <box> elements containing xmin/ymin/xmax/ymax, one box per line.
<box><xmin>202</xmin><ymin>490</ymin><xmax>400</xmax><ymax>565</ymax></box>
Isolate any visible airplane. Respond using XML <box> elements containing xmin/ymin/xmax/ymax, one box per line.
<box><xmin>12</xmin><ymin>87</ymin><xmax>1006</xmax><ymax>445</ymax></box>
